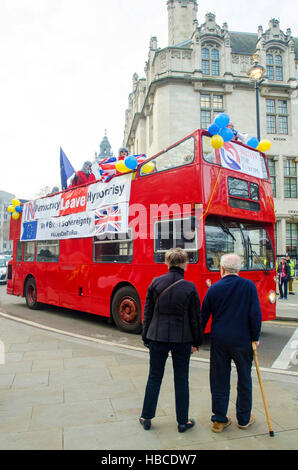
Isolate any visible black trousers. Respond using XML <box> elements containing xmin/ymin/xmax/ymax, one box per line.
<box><xmin>141</xmin><ymin>341</ymin><xmax>192</xmax><ymax>425</ymax></box>
<box><xmin>210</xmin><ymin>342</ymin><xmax>253</xmax><ymax>426</ymax></box>
<box><xmin>279</xmin><ymin>278</ymin><xmax>288</xmax><ymax>299</ymax></box>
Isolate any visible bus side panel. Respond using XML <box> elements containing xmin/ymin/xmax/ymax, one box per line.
<box><xmin>58</xmin><ymin>239</ymin><xmax>92</xmax><ymax>311</ymax></box>
<box><xmin>132</xmin><ymin>164</ymin><xmax>198</xmax><ymax>207</ymax></box>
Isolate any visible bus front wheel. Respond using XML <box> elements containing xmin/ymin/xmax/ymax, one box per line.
<box><xmin>25</xmin><ymin>278</ymin><xmax>40</xmax><ymax>310</ymax></box>
<box><xmin>111</xmin><ymin>286</ymin><xmax>142</xmax><ymax>334</ymax></box>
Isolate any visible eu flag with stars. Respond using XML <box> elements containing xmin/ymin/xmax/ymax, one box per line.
<box><xmin>60</xmin><ymin>147</ymin><xmax>75</xmax><ymax>190</ymax></box>
<box><xmin>21</xmin><ymin>221</ymin><xmax>38</xmax><ymax>241</ymax></box>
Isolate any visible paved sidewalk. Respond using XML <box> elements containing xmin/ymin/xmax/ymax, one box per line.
<box><xmin>0</xmin><ymin>315</ymin><xmax>297</xmax><ymax>450</ymax></box>
<box><xmin>276</xmin><ymin>282</ymin><xmax>298</xmax><ymax>322</ymax></box>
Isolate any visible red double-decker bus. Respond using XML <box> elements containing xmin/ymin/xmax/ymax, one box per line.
<box><xmin>7</xmin><ymin>129</ymin><xmax>276</xmax><ymax>333</ymax></box>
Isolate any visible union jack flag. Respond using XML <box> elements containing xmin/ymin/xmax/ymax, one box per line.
<box><xmin>94</xmin><ymin>205</ymin><xmax>122</xmax><ymax>234</ymax></box>
<box><xmin>98</xmin><ymin>154</ymin><xmax>148</xmax><ymax>183</ymax></box>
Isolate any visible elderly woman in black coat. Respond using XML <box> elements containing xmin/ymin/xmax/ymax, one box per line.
<box><xmin>139</xmin><ymin>248</ymin><xmax>202</xmax><ymax>433</ymax></box>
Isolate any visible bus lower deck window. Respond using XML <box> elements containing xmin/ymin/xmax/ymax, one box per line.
<box><xmin>93</xmin><ymin>230</ymin><xmax>133</xmax><ymax>263</ymax></box>
<box><xmin>154</xmin><ymin>217</ymin><xmax>199</xmax><ymax>264</ymax></box>
<box><xmin>205</xmin><ymin>217</ymin><xmax>274</xmax><ymax>271</ymax></box>
<box><xmin>24</xmin><ymin>242</ymin><xmax>35</xmax><ymax>262</ymax></box>
<box><xmin>36</xmin><ymin>240</ymin><xmax>59</xmax><ymax>262</ymax></box>
<box><xmin>16</xmin><ymin>241</ymin><xmax>23</xmax><ymax>262</ymax></box>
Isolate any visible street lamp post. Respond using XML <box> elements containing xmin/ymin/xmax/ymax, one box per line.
<box><xmin>248</xmin><ymin>53</ymin><xmax>266</xmax><ymax>141</ymax></box>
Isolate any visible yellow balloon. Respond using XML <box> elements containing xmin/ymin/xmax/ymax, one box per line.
<box><xmin>211</xmin><ymin>135</ymin><xmax>224</xmax><ymax>149</ymax></box>
<box><xmin>142</xmin><ymin>161</ymin><xmax>155</xmax><ymax>174</ymax></box>
<box><xmin>257</xmin><ymin>139</ymin><xmax>271</xmax><ymax>152</ymax></box>
<box><xmin>115</xmin><ymin>160</ymin><xmax>129</xmax><ymax>173</ymax></box>
<box><xmin>7</xmin><ymin>205</ymin><xmax>15</xmax><ymax>213</ymax></box>
<box><xmin>11</xmin><ymin>198</ymin><xmax>20</xmax><ymax>207</ymax></box>
<box><xmin>12</xmin><ymin>212</ymin><xmax>20</xmax><ymax>220</ymax></box>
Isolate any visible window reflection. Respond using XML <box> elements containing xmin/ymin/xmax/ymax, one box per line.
<box><xmin>205</xmin><ymin>217</ymin><xmax>274</xmax><ymax>271</ymax></box>
<box><xmin>140</xmin><ymin>137</ymin><xmax>194</xmax><ymax>176</ymax></box>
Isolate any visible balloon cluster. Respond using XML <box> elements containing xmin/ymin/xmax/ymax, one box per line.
<box><xmin>207</xmin><ymin>113</ymin><xmax>272</xmax><ymax>153</ymax></box>
<box><xmin>246</xmin><ymin>137</ymin><xmax>271</xmax><ymax>152</ymax></box>
<box><xmin>7</xmin><ymin>199</ymin><xmax>22</xmax><ymax>220</ymax></box>
<box><xmin>208</xmin><ymin>113</ymin><xmax>234</xmax><ymax>149</ymax></box>
<box><xmin>98</xmin><ymin>154</ymin><xmax>154</xmax><ymax>182</ymax></box>
<box><xmin>115</xmin><ymin>156</ymin><xmax>154</xmax><ymax>175</ymax></box>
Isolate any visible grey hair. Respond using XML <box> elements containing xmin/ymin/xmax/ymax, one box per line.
<box><xmin>220</xmin><ymin>253</ymin><xmax>241</xmax><ymax>273</ymax></box>
<box><xmin>118</xmin><ymin>147</ymin><xmax>129</xmax><ymax>155</ymax></box>
<box><xmin>81</xmin><ymin>161</ymin><xmax>92</xmax><ymax>173</ymax></box>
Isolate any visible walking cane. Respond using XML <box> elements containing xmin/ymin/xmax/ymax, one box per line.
<box><xmin>252</xmin><ymin>342</ymin><xmax>274</xmax><ymax>437</ymax></box>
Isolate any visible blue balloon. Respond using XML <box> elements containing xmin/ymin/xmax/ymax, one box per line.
<box><xmin>214</xmin><ymin>113</ymin><xmax>230</xmax><ymax>129</ymax></box>
<box><xmin>15</xmin><ymin>205</ymin><xmax>22</xmax><ymax>213</ymax></box>
<box><xmin>207</xmin><ymin>123</ymin><xmax>220</xmax><ymax>136</ymax></box>
<box><xmin>124</xmin><ymin>156</ymin><xmax>138</xmax><ymax>170</ymax></box>
<box><xmin>219</xmin><ymin>127</ymin><xmax>234</xmax><ymax>142</ymax></box>
<box><xmin>247</xmin><ymin>137</ymin><xmax>259</xmax><ymax>149</ymax></box>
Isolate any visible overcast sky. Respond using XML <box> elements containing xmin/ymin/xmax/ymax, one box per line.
<box><xmin>1</xmin><ymin>0</ymin><xmax>297</xmax><ymax>200</ymax></box>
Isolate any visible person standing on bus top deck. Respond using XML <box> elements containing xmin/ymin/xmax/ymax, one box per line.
<box><xmin>286</xmin><ymin>253</ymin><xmax>295</xmax><ymax>295</ymax></box>
<box><xmin>118</xmin><ymin>147</ymin><xmax>129</xmax><ymax>161</ymax></box>
<box><xmin>139</xmin><ymin>248</ymin><xmax>202</xmax><ymax>433</ymax></box>
<box><xmin>69</xmin><ymin>161</ymin><xmax>96</xmax><ymax>188</ymax></box>
<box><xmin>277</xmin><ymin>256</ymin><xmax>290</xmax><ymax>300</ymax></box>
<box><xmin>201</xmin><ymin>253</ymin><xmax>262</xmax><ymax>433</ymax></box>
<box><xmin>227</xmin><ymin>122</ymin><xmax>248</xmax><ymax>144</ymax></box>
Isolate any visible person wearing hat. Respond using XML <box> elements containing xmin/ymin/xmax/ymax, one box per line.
<box><xmin>69</xmin><ymin>161</ymin><xmax>96</xmax><ymax>188</ymax></box>
<box><xmin>277</xmin><ymin>256</ymin><xmax>290</xmax><ymax>300</ymax></box>
<box><xmin>118</xmin><ymin>147</ymin><xmax>129</xmax><ymax>161</ymax></box>
<box><xmin>286</xmin><ymin>254</ymin><xmax>295</xmax><ymax>295</ymax></box>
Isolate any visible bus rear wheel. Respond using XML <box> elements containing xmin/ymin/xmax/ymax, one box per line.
<box><xmin>111</xmin><ymin>286</ymin><xmax>142</xmax><ymax>334</ymax></box>
<box><xmin>25</xmin><ymin>278</ymin><xmax>40</xmax><ymax>310</ymax></box>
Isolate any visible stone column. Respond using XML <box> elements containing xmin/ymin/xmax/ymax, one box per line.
<box><xmin>280</xmin><ymin>217</ymin><xmax>287</xmax><ymax>255</ymax></box>
<box><xmin>276</xmin><ymin>154</ymin><xmax>285</xmax><ymax>199</ymax></box>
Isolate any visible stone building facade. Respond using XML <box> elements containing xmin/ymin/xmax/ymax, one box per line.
<box><xmin>0</xmin><ymin>190</ymin><xmax>15</xmax><ymax>254</ymax></box>
<box><xmin>123</xmin><ymin>0</ymin><xmax>298</xmax><ymax>262</ymax></box>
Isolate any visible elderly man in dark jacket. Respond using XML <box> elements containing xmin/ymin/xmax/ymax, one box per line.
<box><xmin>140</xmin><ymin>248</ymin><xmax>202</xmax><ymax>433</ymax></box>
<box><xmin>201</xmin><ymin>253</ymin><xmax>262</xmax><ymax>433</ymax></box>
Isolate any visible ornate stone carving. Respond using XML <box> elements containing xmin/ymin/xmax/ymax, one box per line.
<box><xmin>182</xmin><ymin>50</ymin><xmax>192</xmax><ymax>59</ymax></box>
<box><xmin>202</xmin><ymin>42</ymin><xmax>219</xmax><ymax>49</ymax></box>
<box><xmin>232</xmin><ymin>55</ymin><xmax>254</xmax><ymax>69</ymax></box>
<box><xmin>159</xmin><ymin>52</ymin><xmax>168</xmax><ymax>70</ymax></box>
<box><xmin>171</xmin><ymin>50</ymin><xmax>181</xmax><ymax>59</ymax></box>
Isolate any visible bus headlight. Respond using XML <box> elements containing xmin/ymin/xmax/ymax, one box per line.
<box><xmin>269</xmin><ymin>290</ymin><xmax>276</xmax><ymax>304</ymax></box>
<box><xmin>206</xmin><ymin>279</ymin><xmax>212</xmax><ymax>288</ymax></box>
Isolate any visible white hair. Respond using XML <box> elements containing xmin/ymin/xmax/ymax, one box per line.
<box><xmin>220</xmin><ymin>253</ymin><xmax>241</xmax><ymax>273</ymax></box>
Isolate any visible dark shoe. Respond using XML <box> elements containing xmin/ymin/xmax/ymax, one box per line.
<box><xmin>139</xmin><ymin>417</ymin><xmax>151</xmax><ymax>430</ymax></box>
<box><xmin>178</xmin><ymin>419</ymin><xmax>195</xmax><ymax>433</ymax></box>
<box><xmin>278</xmin><ymin>296</ymin><xmax>283</xmax><ymax>300</ymax></box>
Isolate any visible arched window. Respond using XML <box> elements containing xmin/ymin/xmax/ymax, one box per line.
<box><xmin>202</xmin><ymin>46</ymin><xmax>220</xmax><ymax>76</ymax></box>
<box><xmin>266</xmin><ymin>51</ymin><xmax>283</xmax><ymax>81</ymax></box>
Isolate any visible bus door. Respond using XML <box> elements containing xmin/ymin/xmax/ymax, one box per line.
<box><xmin>58</xmin><ymin>238</ymin><xmax>94</xmax><ymax>312</ymax></box>
<box><xmin>35</xmin><ymin>240</ymin><xmax>60</xmax><ymax>305</ymax></box>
